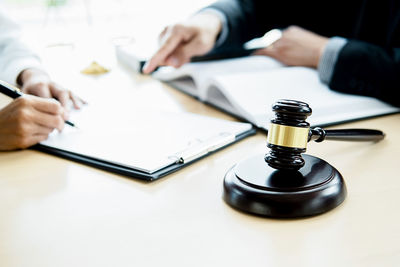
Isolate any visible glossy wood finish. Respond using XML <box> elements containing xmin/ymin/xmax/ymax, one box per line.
<box><xmin>223</xmin><ymin>154</ymin><xmax>346</xmax><ymax>218</ymax></box>
<box><xmin>315</xmin><ymin>128</ymin><xmax>386</xmax><ymax>142</ymax></box>
<box><xmin>1</xmin><ymin>56</ymin><xmax>400</xmax><ymax>267</ymax></box>
<box><xmin>266</xmin><ymin>100</ymin><xmax>312</xmax><ymax>170</ymax></box>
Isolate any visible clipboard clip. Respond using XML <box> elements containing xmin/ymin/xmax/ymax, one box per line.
<box><xmin>169</xmin><ymin>132</ymin><xmax>236</xmax><ymax>164</ymax></box>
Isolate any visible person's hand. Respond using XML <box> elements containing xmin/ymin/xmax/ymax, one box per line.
<box><xmin>253</xmin><ymin>26</ymin><xmax>329</xmax><ymax>68</ymax></box>
<box><xmin>19</xmin><ymin>68</ymin><xmax>86</xmax><ymax>111</ymax></box>
<box><xmin>0</xmin><ymin>95</ymin><xmax>66</xmax><ymax>150</ymax></box>
<box><xmin>142</xmin><ymin>12</ymin><xmax>223</xmax><ymax>74</ymax></box>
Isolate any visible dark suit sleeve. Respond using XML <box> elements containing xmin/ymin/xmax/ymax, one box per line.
<box><xmin>208</xmin><ymin>0</ymin><xmax>260</xmax><ymax>45</ymax></box>
<box><xmin>206</xmin><ymin>0</ymin><xmax>311</xmax><ymax>54</ymax></box>
<box><xmin>207</xmin><ymin>0</ymin><xmax>291</xmax><ymax>48</ymax></box>
<box><xmin>330</xmin><ymin>40</ymin><xmax>400</xmax><ymax>107</ymax></box>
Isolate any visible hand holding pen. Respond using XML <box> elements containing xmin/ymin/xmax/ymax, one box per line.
<box><xmin>0</xmin><ymin>71</ymin><xmax>85</xmax><ymax>151</ymax></box>
<box><xmin>0</xmin><ymin>95</ymin><xmax>68</xmax><ymax>150</ymax></box>
<box><xmin>141</xmin><ymin>12</ymin><xmax>282</xmax><ymax>74</ymax></box>
<box><xmin>142</xmin><ymin>12</ymin><xmax>223</xmax><ymax>74</ymax></box>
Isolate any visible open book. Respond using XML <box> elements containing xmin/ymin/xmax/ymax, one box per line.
<box><xmin>116</xmin><ymin>46</ymin><xmax>400</xmax><ymax>131</ymax></box>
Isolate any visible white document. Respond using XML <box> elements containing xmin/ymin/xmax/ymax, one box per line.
<box><xmin>41</xmin><ymin>101</ymin><xmax>253</xmax><ymax>174</ymax></box>
<box><xmin>116</xmin><ymin>46</ymin><xmax>400</xmax><ymax>131</ymax></box>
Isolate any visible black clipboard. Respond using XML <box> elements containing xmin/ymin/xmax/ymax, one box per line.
<box><xmin>31</xmin><ymin>128</ymin><xmax>255</xmax><ymax>181</ymax></box>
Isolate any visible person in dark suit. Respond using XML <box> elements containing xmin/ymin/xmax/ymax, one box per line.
<box><xmin>143</xmin><ymin>0</ymin><xmax>400</xmax><ymax>107</ymax></box>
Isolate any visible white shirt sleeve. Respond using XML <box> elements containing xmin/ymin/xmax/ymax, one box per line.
<box><xmin>0</xmin><ymin>9</ymin><xmax>44</xmax><ymax>86</ymax></box>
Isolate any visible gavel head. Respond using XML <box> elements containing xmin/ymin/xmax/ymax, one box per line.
<box><xmin>265</xmin><ymin>99</ymin><xmax>312</xmax><ymax>171</ymax></box>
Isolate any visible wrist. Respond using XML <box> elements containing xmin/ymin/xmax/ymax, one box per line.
<box><xmin>315</xmin><ymin>38</ymin><xmax>329</xmax><ymax>68</ymax></box>
<box><xmin>18</xmin><ymin>68</ymin><xmax>50</xmax><ymax>87</ymax></box>
<box><xmin>190</xmin><ymin>12</ymin><xmax>222</xmax><ymax>42</ymax></box>
<box><xmin>318</xmin><ymin>42</ymin><xmax>329</xmax><ymax>62</ymax></box>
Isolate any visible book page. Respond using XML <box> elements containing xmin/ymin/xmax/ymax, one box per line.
<box><xmin>153</xmin><ymin>56</ymin><xmax>284</xmax><ymax>100</ymax></box>
<box><xmin>206</xmin><ymin>67</ymin><xmax>399</xmax><ymax>129</ymax></box>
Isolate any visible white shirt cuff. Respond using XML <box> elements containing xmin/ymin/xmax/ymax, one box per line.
<box><xmin>1</xmin><ymin>56</ymin><xmax>44</xmax><ymax>86</ymax></box>
<box><xmin>318</xmin><ymin>37</ymin><xmax>348</xmax><ymax>84</ymax></box>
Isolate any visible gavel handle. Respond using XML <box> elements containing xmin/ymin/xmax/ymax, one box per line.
<box><xmin>310</xmin><ymin>128</ymin><xmax>385</xmax><ymax>142</ymax></box>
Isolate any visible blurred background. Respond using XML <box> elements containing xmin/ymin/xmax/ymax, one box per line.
<box><xmin>1</xmin><ymin>0</ymin><xmax>213</xmax><ymax>42</ymax></box>
<box><xmin>0</xmin><ymin>0</ymin><xmax>214</xmax><ymax>74</ymax></box>
<box><xmin>0</xmin><ymin>0</ymin><xmax>214</xmax><ymax>100</ymax></box>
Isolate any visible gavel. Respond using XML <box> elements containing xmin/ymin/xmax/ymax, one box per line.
<box><xmin>223</xmin><ymin>99</ymin><xmax>385</xmax><ymax>218</ymax></box>
<box><xmin>265</xmin><ymin>99</ymin><xmax>384</xmax><ymax>171</ymax></box>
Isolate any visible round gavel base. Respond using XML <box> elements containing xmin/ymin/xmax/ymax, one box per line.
<box><xmin>223</xmin><ymin>154</ymin><xmax>347</xmax><ymax>218</ymax></box>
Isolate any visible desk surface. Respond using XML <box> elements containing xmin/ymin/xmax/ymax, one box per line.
<box><xmin>1</xmin><ymin>60</ymin><xmax>400</xmax><ymax>267</ymax></box>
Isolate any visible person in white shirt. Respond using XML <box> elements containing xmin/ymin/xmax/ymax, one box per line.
<box><xmin>0</xmin><ymin>9</ymin><xmax>83</xmax><ymax>151</ymax></box>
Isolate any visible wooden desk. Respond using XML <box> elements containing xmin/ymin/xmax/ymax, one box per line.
<box><xmin>1</xmin><ymin>61</ymin><xmax>400</xmax><ymax>267</ymax></box>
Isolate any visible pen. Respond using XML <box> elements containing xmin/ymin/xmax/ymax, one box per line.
<box><xmin>0</xmin><ymin>80</ymin><xmax>77</xmax><ymax>128</ymax></box>
<box><xmin>139</xmin><ymin>48</ymin><xmax>254</xmax><ymax>74</ymax></box>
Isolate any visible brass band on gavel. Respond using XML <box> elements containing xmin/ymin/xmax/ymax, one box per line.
<box><xmin>267</xmin><ymin>123</ymin><xmax>309</xmax><ymax>149</ymax></box>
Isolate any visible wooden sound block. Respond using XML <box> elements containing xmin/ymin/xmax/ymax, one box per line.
<box><xmin>223</xmin><ymin>154</ymin><xmax>347</xmax><ymax>218</ymax></box>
